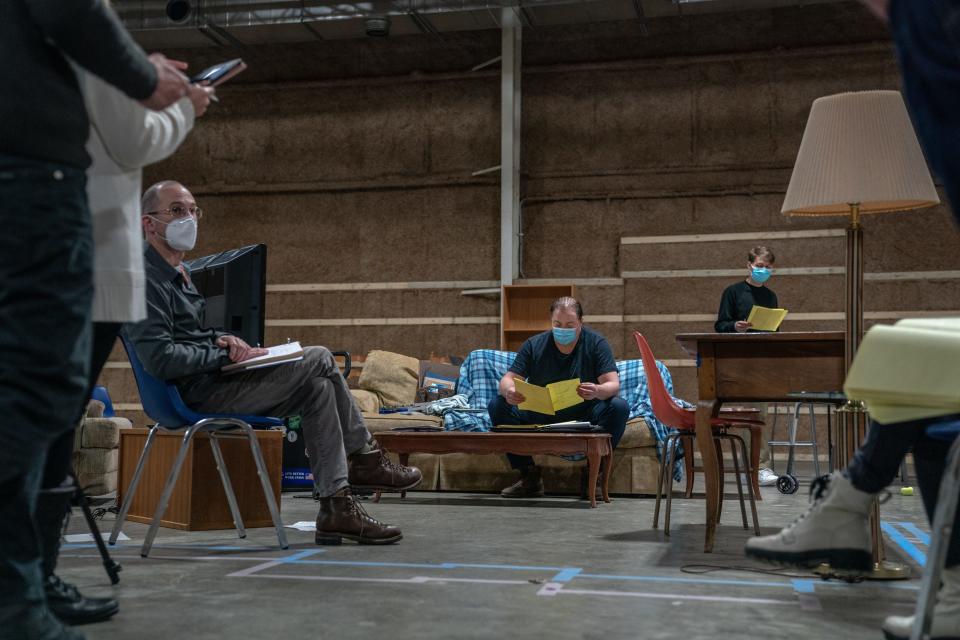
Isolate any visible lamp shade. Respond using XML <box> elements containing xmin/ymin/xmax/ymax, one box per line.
<box><xmin>782</xmin><ymin>90</ymin><xmax>939</xmax><ymax>216</ymax></box>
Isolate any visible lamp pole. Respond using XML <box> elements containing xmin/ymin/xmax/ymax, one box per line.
<box><xmin>832</xmin><ymin>201</ymin><xmax>909</xmax><ymax>579</ymax></box>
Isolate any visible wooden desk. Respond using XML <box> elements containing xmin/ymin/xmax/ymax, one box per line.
<box><xmin>676</xmin><ymin>331</ymin><xmax>845</xmax><ymax>552</ymax></box>
<box><xmin>374</xmin><ymin>431</ymin><xmax>613</xmax><ymax>508</ymax></box>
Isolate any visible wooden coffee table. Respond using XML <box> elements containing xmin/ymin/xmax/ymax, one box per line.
<box><xmin>373</xmin><ymin>431</ymin><xmax>613</xmax><ymax>507</ymax></box>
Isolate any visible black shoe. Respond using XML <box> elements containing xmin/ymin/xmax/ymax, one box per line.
<box><xmin>36</xmin><ymin>480</ymin><xmax>119</xmax><ymax>625</ymax></box>
<box><xmin>45</xmin><ymin>574</ymin><xmax>119</xmax><ymax>625</ymax></box>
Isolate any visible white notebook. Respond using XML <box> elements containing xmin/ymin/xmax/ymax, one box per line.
<box><xmin>221</xmin><ymin>341</ymin><xmax>304</xmax><ymax>374</ymax></box>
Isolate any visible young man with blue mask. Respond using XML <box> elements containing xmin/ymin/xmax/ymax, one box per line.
<box><xmin>715</xmin><ymin>246</ymin><xmax>778</xmax><ymax>334</ymax></box>
<box><xmin>715</xmin><ymin>246</ymin><xmax>779</xmax><ymax>486</ymax></box>
<box><xmin>488</xmin><ymin>297</ymin><xmax>628</xmax><ymax>499</ymax></box>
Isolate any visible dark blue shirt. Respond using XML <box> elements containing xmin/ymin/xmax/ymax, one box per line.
<box><xmin>509</xmin><ymin>326</ymin><xmax>617</xmax><ymax>387</ymax></box>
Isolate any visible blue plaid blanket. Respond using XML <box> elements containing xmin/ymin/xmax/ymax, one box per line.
<box><xmin>445</xmin><ymin>349</ymin><xmax>691</xmax><ymax>468</ymax></box>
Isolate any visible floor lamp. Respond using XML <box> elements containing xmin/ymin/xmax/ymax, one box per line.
<box><xmin>781</xmin><ymin>90</ymin><xmax>940</xmax><ymax>579</ymax></box>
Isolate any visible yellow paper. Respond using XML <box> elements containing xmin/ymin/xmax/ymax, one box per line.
<box><xmin>546</xmin><ymin>379</ymin><xmax>584</xmax><ymax>412</ymax></box>
<box><xmin>514</xmin><ymin>379</ymin><xmax>555</xmax><ymax>414</ymax></box>
<box><xmin>515</xmin><ymin>378</ymin><xmax>585</xmax><ymax>415</ymax></box>
<box><xmin>845</xmin><ymin>321</ymin><xmax>960</xmax><ymax>423</ymax></box>
<box><xmin>746</xmin><ymin>305</ymin><xmax>788</xmax><ymax>332</ymax></box>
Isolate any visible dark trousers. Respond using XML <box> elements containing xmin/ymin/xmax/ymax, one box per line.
<box><xmin>0</xmin><ymin>157</ymin><xmax>92</xmax><ymax>621</ymax></box>
<box><xmin>890</xmin><ymin>0</ymin><xmax>960</xmax><ymax>224</ymax></box>
<box><xmin>487</xmin><ymin>395</ymin><xmax>629</xmax><ymax>469</ymax></box>
<box><xmin>847</xmin><ymin>414</ymin><xmax>960</xmax><ymax>567</ymax></box>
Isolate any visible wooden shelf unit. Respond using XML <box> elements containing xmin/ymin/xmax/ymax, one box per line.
<box><xmin>501</xmin><ymin>284</ymin><xmax>575</xmax><ymax>351</ymax></box>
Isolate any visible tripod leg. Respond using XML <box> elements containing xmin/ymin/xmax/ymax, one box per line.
<box><xmin>71</xmin><ymin>472</ymin><xmax>121</xmax><ymax>585</ymax></box>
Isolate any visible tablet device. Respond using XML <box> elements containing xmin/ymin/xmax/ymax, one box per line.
<box><xmin>191</xmin><ymin>58</ymin><xmax>247</xmax><ymax>86</ymax></box>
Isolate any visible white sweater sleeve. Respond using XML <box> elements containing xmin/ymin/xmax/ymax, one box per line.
<box><xmin>83</xmin><ymin>71</ymin><xmax>196</xmax><ymax>170</ymax></box>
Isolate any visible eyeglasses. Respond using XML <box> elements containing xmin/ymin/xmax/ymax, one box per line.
<box><xmin>147</xmin><ymin>204</ymin><xmax>203</xmax><ymax>220</ymax></box>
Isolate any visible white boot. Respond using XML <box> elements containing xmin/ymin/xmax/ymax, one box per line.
<box><xmin>745</xmin><ymin>471</ymin><xmax>874</xmax><ymax>571</ymax></box>
<box><xmin>882</xmin><ymin>566</ymin><xmax>960</xmax><ymax>640</ymax></box>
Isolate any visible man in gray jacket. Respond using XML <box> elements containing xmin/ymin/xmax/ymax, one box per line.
<box><xmin>0</xmin><ymin>2</ymin><xmax>189</xmax><ymax>639</ymax></box>
<box><xmin>127</xmin><ymin>181</ymin><xmax>422</xmax><ymax>547</ymax></box>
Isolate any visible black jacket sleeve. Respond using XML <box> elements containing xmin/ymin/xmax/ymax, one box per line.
<box><xmin>24</xmin><ymin>0</ymin><xmax>156</xmax><ymax>100</ymax></box>
<box><xmin>715</xmin><ymin>286</ymin><xmax>738</xmax><ymax>333</ymax></box>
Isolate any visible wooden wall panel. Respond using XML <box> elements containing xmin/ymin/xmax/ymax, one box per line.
<box><xmin>103</xmin><ymin>7</ymin><xmax>959</xmax><ymax>446</ymax></box>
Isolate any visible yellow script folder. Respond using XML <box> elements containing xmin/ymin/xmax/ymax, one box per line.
<box><xmin>515</xmin><ymin>378</ymin><xmax>584</xmax><ymax>415</ymax></box>
<box><xmin>844</xmin><ymin>318</ymin><xmax>960</xmax><ymax>423</ymax></box>
<box><xmin>746</xmin><ymin>305</ymin><xmax>788</xmax><ymax>332</ymax></box>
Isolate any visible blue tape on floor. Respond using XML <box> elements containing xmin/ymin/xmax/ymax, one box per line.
<box><xmin>61</xmin><ymin>543</ymin><xmax>270</xmax><ymax>552</ymax></box>
<box><xmin>579</xmin><ymin>573</ymin><xmax>790</xmax><ymax>589</ymax></box>
<box><xmin>551</xmin><ymin>568</ymin><xmax>582</xmax><ymax>583</ymax></box>
<box><xmin>280</xmin><ymin>550</ymin><xmax>325</xmax><ymax>563</ymax></box>
<box><xmin>288</xmin><ymin>559</ymin><xmax>567</xmax><ymax>572</ymax></box>
<box><xmin>882</xmin><ymin>521</ymin><xmax>927</xmax><ymax>567</ymax></box>
<box><xmin>896</xmin><ymin>521</ymin><xmax>931</xmax><ymax>546</ymax></box>
<box><xmin>792</xmin><ymin>579</ymin><xmax>816</xmax><ymax>594</ymax></box>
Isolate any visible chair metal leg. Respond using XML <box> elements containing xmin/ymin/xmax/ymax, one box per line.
<box><xmin>241</xmin><ymin>424</ymin><xmax>289</xmax><ymax>550</ymax></box>
<box><xmin>725</xmin><ymin>434</ymin><xmax>749</xmax><ymax>529</ymax></box>
<box><xmin>827</xmin><ymin>404</ymin><xmax>835</xmax><ymax>472</ymax></box>
<box><xmin>664</xmin><ymin>436</ymin><xmax>681</xmax><ymax>536</ymax></box>
<box><xmin>807</xmin><ymin>402</ymin><xmax>821</xmax><ymax>477</ymax></box>
<box><xmin>785</xmin><ymin>402</ymin><xmax>801</xmax><ymax>476</ymax></box>
<box><xmin>769</xmin><ymin>403</ymin><xmax>780</xmax><ymax>473</ymax></box>
<box><xmin>209</xmin><ymin>433</ymin><xmax>246</xmax><ymax>539</ymax></box>
<box><xmin>732</xmin><ymin>433</ymin><xmax>761</xmax><ymax>535</ymax></box>
<box><xmin>653</xmin><ymin>434</ymin><xmax>675</xmax><ymax>530</ymax></box>
<box><xmin>110</xmin><ymin>425</ymin><xmax>160</xmax><ymax>545</ymax></box>
<box><xmin>715</xmin><ymin>436</ymin><xmax>725</xmax><ymax>522</ymax></box>
<box><xmin>141</xmin><ymin>425</ymin><xmax>200</xmax><ymax>557</ymax></box>
<box><xmin>682</xmin><ymin>434</ymin><xmax>695</xmax><ymax>498</ymax></box>
<box><xmin>910</xmin><ymin>437</ymin><xmax>960</xmax><ymax>640</ymax></box>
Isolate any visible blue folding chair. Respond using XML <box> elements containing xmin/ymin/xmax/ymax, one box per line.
<box><xmin>91</xmin><ymin>385</ymin><xmax>116</xmax><ymax>417</ymax></box>
<box><xmin>110</xmin><ymin>335</ymin><xmax>289</xmax><ymax>557</ymax></box>
<box><xmin>910</xmin><ymin>420</ymin><xmax>960</xmax><ymax>640</ymax></box>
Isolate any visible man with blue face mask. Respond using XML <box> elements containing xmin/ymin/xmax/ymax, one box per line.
<box><xmin>715</xmin><ymin>245</ymin><xmax>778</xmax><ymax>334</ymax></box>
<box><xmin>488</xmin><ymin>297</ymin><xmax>628</xmax><ymax>499</ymax></box>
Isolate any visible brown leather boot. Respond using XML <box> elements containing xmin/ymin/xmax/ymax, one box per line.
<box><xmin>500</xmin><ymin>466</ymin><xmax>544</xmax><ymax>498</ymax></box>
<box><xmin>348</xmin><ymin>448</ymin><xmax>422</xmax><ymax>492</ymax></box>
<box><xmin>315</xmin><ymin>490</ymin><xmax>402</xmax><ymax>545</ymax></box>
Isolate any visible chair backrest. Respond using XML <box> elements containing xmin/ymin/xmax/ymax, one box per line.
<box><xmin>120</xmin><ymin>334</ymin><xmax>192</xmax><ymax>428</ymax></box>
<box><xmin>91</xmin><ymin>385</ymin><xmax>116</xmax><ymax>418</ymax></box>
<box><xmin>632</xmin><ymin>331</ymin><xmax>693</xmax><ymax>430</ymax></box>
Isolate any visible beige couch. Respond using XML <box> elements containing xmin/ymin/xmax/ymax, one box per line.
<box><xmin>351</xmin><ymin>350</ymin><xmax>662</xmax><ymax>496</ymax></box>
<box><xmin>73</xmin><ymin>399</ymin><xmax>133</xmax><ymax>496</ymax></box>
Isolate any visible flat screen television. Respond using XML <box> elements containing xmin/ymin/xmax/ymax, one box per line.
<box><xmin>185</xmin><ymin>243</ymin><xmax>266</xmax><ymax>348</ymax></box>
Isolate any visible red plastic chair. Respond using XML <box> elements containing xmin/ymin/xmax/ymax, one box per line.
<box><xmin>633</xmin><ymin>331</ymin><xmax>763</xmax><ymax>536</ymax></box>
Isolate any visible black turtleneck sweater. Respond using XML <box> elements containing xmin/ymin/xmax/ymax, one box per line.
<box><xmin>715</xmin><ymin>280</ymin><xmax>779</xmax><ymax>333</ymax></box>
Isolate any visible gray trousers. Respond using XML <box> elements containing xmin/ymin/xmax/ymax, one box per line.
<box><xmin>184</xmin><ymin>346</ymin><xmax>370</xmax><ymax>497</ymax></box>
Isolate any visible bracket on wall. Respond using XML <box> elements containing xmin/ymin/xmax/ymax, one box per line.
<box><xmin>472</xmin><ymin>56</ymin><xmax>502</xmax><ymax>72</ymax></box>
<box><xmin>471</xmin><ymin>165</ymin><xmax>501</xmax><ymax>177</ymax></box>
<box><xmin>200</xmin><ymin>19</ymin><xmax>247</xmax><ymax>49</ymax></box>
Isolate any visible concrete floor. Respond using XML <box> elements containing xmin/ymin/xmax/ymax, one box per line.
<box><xmin>60</xmin><ymin>482</ymin><xmax>931</xmax><ymax>640</ymax></box>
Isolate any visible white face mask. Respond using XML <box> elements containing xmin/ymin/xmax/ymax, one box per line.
<box><xmin>149</xmin><ymin>215</ymin><xmax>197</xmax><ymax>252</ymax></box>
